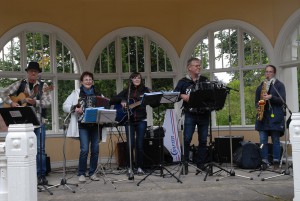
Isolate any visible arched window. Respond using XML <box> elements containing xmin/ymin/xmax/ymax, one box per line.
<box><xmin>182</xmin><ymin>20</ymin><xmax>273</xmax><ymax>127</ymax></box>
<box><xmin>0</xmin><ymin>22</ymin><xmax>85</xmax><ymax>134</ymax></box>
<box><xmin>88</xmin><ymin>27</ymin><xmax>178</xmax><ymax>125</ymax></box>
<box><xmin>275</xmin><ymin>9</ymin><xmax>300</xmax><ymax>112</ymax></box>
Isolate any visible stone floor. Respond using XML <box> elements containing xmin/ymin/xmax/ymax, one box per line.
<box><xmin>37</xmin><ymin>162</ymin><xmax>294</xmax><ymax>201</ymax></box>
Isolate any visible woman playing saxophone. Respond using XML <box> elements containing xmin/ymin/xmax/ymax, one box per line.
<box><xmin>255</xmin><ymin>65</ymin><xmax>286</xmax><ymax>171</ymax></box>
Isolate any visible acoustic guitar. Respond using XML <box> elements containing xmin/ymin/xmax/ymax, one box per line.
<box><xmin>114</xmin><ymin>99</ymin><xmax>142</xmax><ymax>125</ymax></box>
<box><xmin>3</xmin><ymin>86</ymin><xmax>54</xmax><ymax>108</ymax></box>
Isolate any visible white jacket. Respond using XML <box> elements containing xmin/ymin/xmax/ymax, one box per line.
<box><xmin>63</xmin><ymin>89</ymin><xmax>80</xmax><ymax>138</ymax></box>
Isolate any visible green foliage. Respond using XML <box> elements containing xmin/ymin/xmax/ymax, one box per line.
<box><xmin>152</xmin><ymin>78</ymin><xmax>174</xmax><ymax>125</ymax></box>
<box><xmin>121</xmin><ymin>36</ymin><xmax>145</xmax><ymax>73</ymax></box>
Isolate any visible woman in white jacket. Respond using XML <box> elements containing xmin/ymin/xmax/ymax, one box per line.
<box><xmin>63</xmin><ymin>71</ymin><xmax>103</xmax><ymax>182</ymax></box>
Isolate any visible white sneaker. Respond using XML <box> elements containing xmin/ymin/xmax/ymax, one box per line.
<box><xmin>137</xmin><ymin>167</ymin><xmax>145</xmax><ymax>175</ymax></box>
<box><xmin>78</xmin><ymin>175</ymin><xmax>86</xmax><ymax>182</ymax></box>
<box><xmin>90</xmin><ymin>174</ymin><xmax>100</xmax><ymax>181</ymax></box>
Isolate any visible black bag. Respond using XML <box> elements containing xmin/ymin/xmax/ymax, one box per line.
<box><xmin>233</xmin><ymin>142</ymin><xmax>261</xmax><ymax>169</ymax></box>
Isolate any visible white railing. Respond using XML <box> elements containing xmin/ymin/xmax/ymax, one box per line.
<box><xmin>289</xmin><ymin>113</ymin><xmax>300</xmax><ymax>201</ymax></box>
<box><xmin>3</xmin><ymin>124</ymin><xmax>37</xmax><ymax>201</ymax></box>
<box><xmin>0</xmin><ymin>142</ymin><xmax>7</xmax><ymax>201</ymax></box>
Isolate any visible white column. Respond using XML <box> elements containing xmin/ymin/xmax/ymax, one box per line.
<box><xmin>5</xmin><ymin>124</ymin><xmax>37</xmax><ymax>201</ymax></box>
<box><xmin>289</xmin><ymin>113</ymin><xmax>300</xmax><ymax>201</ymax></box>
<box><xmin>0</xmin><ymin>142</ymin><xmax>7</xmax><ymax>201</ymax></box>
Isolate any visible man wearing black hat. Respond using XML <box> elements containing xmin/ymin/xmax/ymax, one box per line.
<box><xmin>2</xmin><ymin>61</ymin><xmax>52</xmax><ymax>185</ymax></box>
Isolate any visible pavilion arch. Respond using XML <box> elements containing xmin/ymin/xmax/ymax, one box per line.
<box><xmin>180</xmin><ymin>20</ymin><xmax>274</xmax><ymax>127</ymax></box>
<box><xmin>275</xmin><ymin>8</ymin><xmax>300</xmax><ymax>112</ymax></box>
<box><xmin>87</xmin><ymin>27</ymin><xmax>179</xmax><ymax>126</ymax></box>
<box><xmin>0</xmin><ymin>22</ymin><xmax>86</xmax><ymax>72</ymax></box>
<box><xmin>87</xmin><ymin>27</ymin><xmax>179</xmax><ymax>75</ymax></box>
<box><xmin>0</xmin><ymin>22</ymin><xmax>86</xmax><ymax>134</ymax></box>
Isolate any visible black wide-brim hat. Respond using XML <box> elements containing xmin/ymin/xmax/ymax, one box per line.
<box><xmin>25</xmin><ymin>61</ymin><xmax>42</xmax><ymax>73</ymax></box>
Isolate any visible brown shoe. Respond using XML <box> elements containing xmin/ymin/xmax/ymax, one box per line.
<box><xmin>272</xmin><ymin>161</ymin><xmax>281</xmax><ymax>172</ymax></box>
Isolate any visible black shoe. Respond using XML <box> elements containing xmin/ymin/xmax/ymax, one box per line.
<box><xmin>38</xmin><ymin>176</ymin><xmax>48</xmax><ymax>185</ymax></box>
<box><xmin>261</xmin><ymin>162</ymin><xmax>270</xmax><ymax>171</ymax></box>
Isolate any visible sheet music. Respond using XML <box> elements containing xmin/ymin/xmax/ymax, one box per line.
<box><xmin>97</xmin><ymin>108</ymin><xmax>117</xmax><ymax>124</ymax></box>
<box><xmin>160</xmin><ymin>91</ymin><xmax>180</xmax><ymax>104</ymax></box>
<box><xmin>143</xmin><ymin>92</ymin><xmax>163</xmax><ymax>96</ymax></box>
<box><xmin>141</xmin><ymin>92</ymin><xmax>163</xmax><ymax>107</ymax></box>
<box><xmin>83</xmin><ymin>107</ymin><xmax>104</xmax><ymax>123</ymax></box>
<box><xmin>83</xmin><ymin>107</ymin><xmax>117</xmax><ymax>124</ymax></box>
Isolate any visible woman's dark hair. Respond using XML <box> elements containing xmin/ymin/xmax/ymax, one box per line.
<box><xmin>266</xmin><ymin>64</ymin><xmax>277</xmax><ymax>74</ymax></box>
<box><xmin>129</xmin><ymin>72</ymin><xmax>144</xmax><ymax>90</ymax></box>
<box><xmin>80</xmin><ymin>71</ymin><xmax>94</xmax><ymax>81</ymax></box>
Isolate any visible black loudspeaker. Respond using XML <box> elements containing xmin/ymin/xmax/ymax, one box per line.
<box><xmin>117</xmin><ymin>142</ymin><xmax>127</xmax><ymax>168</ymax></box>
<box><xmin>214</xmin><ymin>136</ymin><xmax>244</xmax><ymax>163</ymax></box>
<box><xmin>143</xmin><ymin>137</ymin><xmax>173</xmax><ymax>168</ymax></box>
<box><xmin>143</xmin><ymin>137</ymin><xmax>162</xmax><ymax>168</ymax></box>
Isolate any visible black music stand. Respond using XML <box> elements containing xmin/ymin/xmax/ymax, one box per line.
<box><xmin>137</xmin><ymin>92</ymin><xmax>182</xmax><ymax>186</ymax></box>
<box><xmin>189</xmin><ymin>87</ymin><xmax>235</xmax><ymax>181</ymax></box>
<box><xmin>94</xmin><ymin>108</ymin><xmax>117</xmax><ymax>189</ymax></box>
<box><xmin>0</xmin><ymin>106</ymin><xmax>40</xmax><ymax>126</ymax></box>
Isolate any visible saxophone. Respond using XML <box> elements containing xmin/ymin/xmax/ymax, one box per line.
<box><xmin>257</xmin><ymin>80</ymin><xmax>267</xmax><ymax>121</ymax></box>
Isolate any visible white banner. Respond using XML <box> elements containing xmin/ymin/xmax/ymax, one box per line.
<box><xmin>163</xmin><ymin>109</ymin><xmax>181</xmax><ymax>162</ymax></box>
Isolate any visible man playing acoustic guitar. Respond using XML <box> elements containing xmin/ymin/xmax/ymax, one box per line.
<box><xmin>2</xmin><ymin>61</ymin><xmax>52</xmax><ymax>185</ymax></box>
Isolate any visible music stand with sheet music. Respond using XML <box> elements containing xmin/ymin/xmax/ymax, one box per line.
<box><xmin>0</xmin><ymin>106</ymin><xmax>40</xmax><ymax>126</ymax></box>
<box><xmin>190</xmin><ymin>86</ymin><xmax>252</xmax><ymax>181</ymax></box>
<box><xmin>97</xmin><ymin>108</ymin><xmax>117</xmax><ymax>125</ymax></box>
<box><xmin>88</xmin><ymin>108</ymin><xmax>117</xmax><ymax>189</ymax></box>
<box><xmin>188</xmin><ymin>87</ymin><xmax>228</xmax><ymax>180</ymax></box>
<box><xmin>137</xmin><ymin>92</ymin><xmax>182</xmax><ymax>186</ymax></box>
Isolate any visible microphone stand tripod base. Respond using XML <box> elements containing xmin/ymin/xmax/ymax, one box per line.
<box><xmin>37</xmin><ymin>183</ymin><xmax>54</xmax><ymax>195</ymax></box>
<box><xmin>47</xmin><ymin>177</ymin><xmax>78</xmax><ymax>193</ymax></box>
<box><xmin>137</xmin><ymin>164</ymin><xmax>182</xmax><ymax>186</ymax></box>
<box><xmin>216</xmin><ymin>168</ymin><xmax>253</xmax><ymax>181</ymax></box>
<box><xmin>111</xmin><ymin>168</ymin><xmax>135</xmax><ymax>184</ymax></box>
<box><xmin>261</xmin><ymin>168</ymin><xmax>292</xmax><ymax>181</ymax></box>
<box><xmin>95</xmin><ymin>163</ymin><xmax>117</xmax><ymax>189</ymax></box>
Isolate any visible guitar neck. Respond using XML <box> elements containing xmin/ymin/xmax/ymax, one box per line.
<box><xmin>129</xmin><ymin>100</ymin><xmax>141</xmax><ymax>109</ymax></box>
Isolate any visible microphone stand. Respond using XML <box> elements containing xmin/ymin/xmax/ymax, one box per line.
<box><xmin>261</xmin><ymin>82</ymin><xmax>293</xmax><ymax>181</ymax></box>
<box><xmin>126</xmin><ymin>81</ymin><xmax>134</xmax><ymax>180</ymax></box>
<box><xmin>36</xmin><ymin>75</ymin><xmax>53</xmax><ymax>195</ymax></box>
<box><xmin>216</xmin><ymin>86</ymin><xmax>252</xmax><ymax>181</ymax></box>
<box><xmin>113</xmin><ymin>81</ymin><xmax>135</xmax><ymax>184</ymax></box>
<box><xmin>47</xmin><ymin>112</ymin><xmax>78</xmax><ymax>192</ymax></box>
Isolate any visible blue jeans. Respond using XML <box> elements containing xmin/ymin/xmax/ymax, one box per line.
<box><xmin>125</xmin><ymin>121</ymin><xmax>147</xmax><ymax>168</ymax></box>
<box><xmin>78</xmin><ymin>126</ymin><xmax>99</xmax><ymax>176</ymax></box>
<box><xmin>35</xmin><ymin>124</ymin><xmax>46</xmax><ymax>176</ymax></box>
<box><xmin>183</xmin><ymin>113</ymin><xmax>209</xmax><ymax>165</ymax></box>
<box><xmin>259</xmin><ymin>130</ymin><xmax>281</xmax><ymax>163</ymax></box>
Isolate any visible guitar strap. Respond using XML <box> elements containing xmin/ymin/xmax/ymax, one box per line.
<box><xmin>15</xmin><ymin>79</ymin><xmax>27</xmax><ymax>96</ymax></box>
<box><xmin>16</xmin><ymin>79</ymin><xmax>47</xmax><ymax>118</ymax></box>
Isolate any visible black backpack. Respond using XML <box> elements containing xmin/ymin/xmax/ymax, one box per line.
<box><xmin>233</xmin><ymin>141</ymin><xmax>262</xmax><ymax>169</ymax></box>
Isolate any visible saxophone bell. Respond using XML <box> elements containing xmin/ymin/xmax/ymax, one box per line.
<box><xmin>257</xmin><ymin>80</ymin><xmax>267</xmax><ymax>121</ymax></box>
